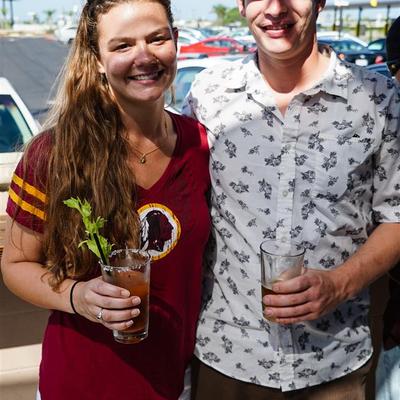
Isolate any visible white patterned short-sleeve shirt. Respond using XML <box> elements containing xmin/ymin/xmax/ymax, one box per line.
<box><xmin>182</xmin><ymin>51</ymin><xmax>400</xmax><ymax>391</ymax></box>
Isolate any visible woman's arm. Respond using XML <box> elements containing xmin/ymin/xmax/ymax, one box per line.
<box><xmin>1</xmin><ymin>216</ymin><xmax>141</xmax><ymax>330</ymax></box>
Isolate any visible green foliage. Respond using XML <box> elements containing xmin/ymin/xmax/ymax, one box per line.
<box><xmin>212</xmin><ymin>4</ymin><xmax>227</xmax><ymax>25</ymax></box>
<box><xmin>212</xmin><ymin>3</ymin><xmax>245</xmax><ymax>26</ymax></box>
<box><xmin>224</xmin><ymin>8</ymin><xmax>244</xmax><ymax>25</ymax></box>
<box><xmin>64</xmin><ymin>197</ymin><xmax>113</xmax><ymax>263</ymax></box>
<box><xmin>43</xmin><ymin>9</ymin><xmax>56</xmax><ymax>25</ymax></box>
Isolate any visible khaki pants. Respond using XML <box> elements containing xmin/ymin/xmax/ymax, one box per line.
<box><xmin>191</xmin><ymin>357</ymin><xmax>372</xmax><ymax>400</ymax></box>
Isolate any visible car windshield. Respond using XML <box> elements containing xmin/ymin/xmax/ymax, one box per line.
<box><xmin>0</xmin><ymin>94</ymin><xmax>33</xmax><ymax>153</ymax></box>
<box><xmin>331</xmin><ymin>40</ymin><xmax>366</xmax><ymax>52</ymax></box>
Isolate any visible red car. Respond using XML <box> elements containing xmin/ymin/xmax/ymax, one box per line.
<box><xmin>179</xmin><ymin>36</ymin><xmax>251</xmax><ymax>59</ymax></box>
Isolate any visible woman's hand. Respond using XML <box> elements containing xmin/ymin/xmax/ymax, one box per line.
<box><xmin>71</xmin><ymin>277</ymin><xmax>141</xmax><ymax>331</ymax></box>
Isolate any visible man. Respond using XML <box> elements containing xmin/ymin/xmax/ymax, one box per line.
<box><xmin>183</xmin><ymin>1</ymin><xmax>400</xmax><ymax>399</ymax></box>
<box><xmin>386</xmin><ymin>16</ymin><xmax>400</xmax><ymax>81</ymax></box>
<box><xmin>374</xmin><ymin>16</ymin><xmax>400</xmax><ymax>400</ymax></box>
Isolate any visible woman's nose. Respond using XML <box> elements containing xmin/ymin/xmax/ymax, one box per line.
<box><xmin>133</xmin><ymin>43</ymin><xmax>158</xmax><ymax>66</ymax></box>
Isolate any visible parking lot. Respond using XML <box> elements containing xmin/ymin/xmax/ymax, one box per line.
<box><xmin>0</xmin><ymin>37</ymin><xmax>69</xmax><ymax>123</ymax></box>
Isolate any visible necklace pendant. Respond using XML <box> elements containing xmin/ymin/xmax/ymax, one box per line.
<box><xmin>139</xmin><ymin>155</ymin><xmax>146</xmax><ymax>164</ymax></box>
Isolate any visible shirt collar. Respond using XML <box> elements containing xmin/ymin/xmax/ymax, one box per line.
<box><xmin>225</xmin><ymin>48</ymin><xmax>351</xmax><ymax>102</ymax></box>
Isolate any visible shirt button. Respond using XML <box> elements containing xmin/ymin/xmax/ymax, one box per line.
<box><xmin>282</xmin><ymin>190</ymin><xmax>289</xmax><ymax>197</ymax></box>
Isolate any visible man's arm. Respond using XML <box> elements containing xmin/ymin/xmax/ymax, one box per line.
<box><xmin>263</xmin><ymin>223</ymin><xmax>400</xmax><ymax>324</ymax></box>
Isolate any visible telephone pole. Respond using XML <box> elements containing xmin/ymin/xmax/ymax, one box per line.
<box><xmin>8</xmin><ymin>0</ymin><xmax>14</xmax><ymax>27</ymax></box>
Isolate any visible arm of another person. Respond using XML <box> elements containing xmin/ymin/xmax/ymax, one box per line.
<box><xmin>263</xmin><ymin>223</ymin><xmax>400</xmax><ymax>324</ymax></box>
<box><xmin>1</xmin><ymin>217</ymin><xmax>141</xmax><ymax>330</ymax></box>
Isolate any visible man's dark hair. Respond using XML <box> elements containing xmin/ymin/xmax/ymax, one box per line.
<box><xmin>386</xmin><ymin>17</ymin><xmax>400</xmax><ymax>76</ymax></box>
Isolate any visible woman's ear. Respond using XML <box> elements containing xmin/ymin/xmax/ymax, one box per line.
<box><xmin>97</xmin><ymin>59</ymin><xmax>106</xmax><ymax>75</ymax></box>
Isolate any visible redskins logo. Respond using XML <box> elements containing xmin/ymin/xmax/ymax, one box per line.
<box><xmin>138</xmin><ymin>203</ymin><xmax>181</xmax><ymax>261</ymax></box>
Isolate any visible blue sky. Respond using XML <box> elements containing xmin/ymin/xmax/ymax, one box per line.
<box><xmin>12</xmin><ymin>0</ymin><xmax>236</xmax><ymax>21</ymax></box>
<box><xmin>11</xmin><ymin>0</ymin><xmax>400</xmax><ymax>22</ymax></box>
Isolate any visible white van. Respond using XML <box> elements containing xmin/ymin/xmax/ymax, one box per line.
<box><xmin>0</xmin><ymin>77</ymin><xmax>40</xmax><ymax>211</ymax></box>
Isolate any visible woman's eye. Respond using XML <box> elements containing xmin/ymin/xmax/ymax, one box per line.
<box><xmin>115</xmin><ymin>43</ymin><xmax>130</xmax><ymax>51</ymax></box>
<box><xmin>151</xmin><ymin>36</ymin><xmax>168</xmax><ymax>44</ymax></box>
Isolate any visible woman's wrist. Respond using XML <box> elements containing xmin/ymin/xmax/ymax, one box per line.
<box><xmin>69</xmin><ymin>280</ymin><xmax>81</xmax><ymax>314</ymax></box>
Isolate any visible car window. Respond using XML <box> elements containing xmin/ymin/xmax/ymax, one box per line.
<box><xmin>178</xmin><ymin>37</ymin><xmax>192</xmax><ymax>44</ymax></box>
<box><xmin>332</xmin><ymin>40</ymin><xmax>364</xmax><ymax>52</ymax></box>
<box><xmin>218</xmin><ymin>40</ymin><xmax>233</xmax><ymax>47</ymax></box>
<box><xmin>368</xmin><ymin>40</ymin><xmax>385</xmax><ymax>51</ymax></box>
<box><xmin>0</xmin><ymin>94</ymin><xmax>34</xmax><ymax>153</ymax></box>
<box><xmin>205</xmin><ymin>40</ymin><xmax>217</xmax><ymax>47</ymax></box>
<box><xmin>171</xmin><ymin>66</ymin><xmax>205</xmax><ymax>111</ymax></box>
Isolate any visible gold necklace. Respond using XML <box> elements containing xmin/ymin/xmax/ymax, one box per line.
<box><xmin>131</xmin><ymin>115</ymin><xmax>168</xmax><ymax>164</ymax></box>
<box><xmin>133</xmin><ymin>145</ymin><xmax>160</xmax><ymax>164</ymax></box>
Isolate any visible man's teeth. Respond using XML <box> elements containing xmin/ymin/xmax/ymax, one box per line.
<box><xmin>130</xmin><ymin>72</ymin><xmax>160</xmax><ymax>80</ymax></box>
<box><xmin>266</xmin><ymin>24</ymin><xmax>290</xmax><ymax>30</ymax></box>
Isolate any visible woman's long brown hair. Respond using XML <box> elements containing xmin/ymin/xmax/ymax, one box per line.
<box><xmin>30</xmin><ymin>0</ymin><xmax>174</xmax><ymax>289</ymax></box>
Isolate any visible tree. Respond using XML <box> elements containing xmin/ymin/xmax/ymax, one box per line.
<box><xmin>212</xmin><ymin>4</ymin><xmax>227</xmax><ymax>25</ymax></box>
<box><xmin>224</xmin><ymin>8</ymin><xmax>244</xmax><ymax>26</ymax></box>
<box><xmin>212</xmin><ymin>4</ymin><xmax>245</xmax><ymax>26</ymax></box>
<box><xmin>1</xmin><ymin>2</ymin><xmax>6</xmax><ymax>23</ymax></box>
<box><xmin>43</xmin><ymin>9</ymin><xmax>56</xmax><ymax>26</ymax></box>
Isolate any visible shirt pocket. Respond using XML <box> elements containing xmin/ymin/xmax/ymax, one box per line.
<box><xmin>312</xmin><ymin>130</ymin><xmax>376</xmax><ymax>201</ymax></box>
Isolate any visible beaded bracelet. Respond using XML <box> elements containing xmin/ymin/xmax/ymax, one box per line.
<box><xmin>69</xmin><ymin>280</ymin><xmax>80</xmax><ymax>315</ymax></box>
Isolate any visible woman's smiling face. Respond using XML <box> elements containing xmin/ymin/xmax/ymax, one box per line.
<box><xmin>96</xmin><ymin>1</ymin><xmax>177</xmax><ymax>108</ymax></box>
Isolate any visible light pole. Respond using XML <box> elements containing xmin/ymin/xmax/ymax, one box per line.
<box><xmin>334</xmin><ymin>0</ymin><xmax>349</xmax><ymax>39</ymax></box>
<box><xmin>8</xmin><ymin>0</ymin><xmax>14</xmax><ymax>28</ymax></box>
<box><xmin>1</xmin><ymin>0</ymin><xmax>6</xmax><ymax>28</ymax></box>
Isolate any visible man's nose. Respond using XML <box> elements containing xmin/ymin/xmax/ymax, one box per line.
<box><xmin>263</xmin><ymin>0</ymin><xmax>288</xmax><ymax>19</ymax></box>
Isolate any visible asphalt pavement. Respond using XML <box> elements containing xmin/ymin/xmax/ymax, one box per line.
<box><xmin>0</xmin><ymin>36</ymin><xmax>69</xmax><ymax>123</ymax></box>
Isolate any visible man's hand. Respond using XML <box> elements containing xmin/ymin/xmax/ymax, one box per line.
<box><xmin>262</xmin><ymin>268</ymin><xmax>346</xmax><ymax>324</ymax></box>
<box><xmin>262</xmin><ymin>224</ymin><xmax>400</xmax><ymax>324</ymax></box>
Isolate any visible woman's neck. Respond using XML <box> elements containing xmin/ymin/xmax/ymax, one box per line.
<box><xmin>119</xmin><ymin>100</ymin><xmax>167</xmax><ymax>144</ymax></box>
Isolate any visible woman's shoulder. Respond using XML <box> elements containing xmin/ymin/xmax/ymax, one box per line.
<box><xmin>170</xmin><ymin>112</ymin><xmax>203</xmax><ymax>129</ymax></box>
<box><xmin>25</xmin><ymin>129</ymin><xmax>53</xmax><ymax>158</ymax></box>
<box><xmin>24</xmin><ymin>129</ymin><xmax>53</xmax><ymax>163</ymax></box>
<box><xmin>169</xmin><ymin>112</ymin><xmax>207</xmax><ymax>147</ymax></box>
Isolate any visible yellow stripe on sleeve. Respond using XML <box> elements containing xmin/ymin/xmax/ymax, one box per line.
<box><xmin>12</xmin><ymin>173</ymin><xmax>47</xmax><ymax>203</ymax></box>
<box><xmin>8</xmin><ymin>187</ymin><xmax>46</xmax><ymax>221</ymax></box>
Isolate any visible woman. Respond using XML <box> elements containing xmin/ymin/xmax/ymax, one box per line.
<box><xmin>0</xmin><ymin>1</ymin><xmax>210</xmax><ymax>399</ymax></box>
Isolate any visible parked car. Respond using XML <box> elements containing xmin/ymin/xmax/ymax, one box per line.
<box><xmin>178</xmin><ymin>27</ymin><xmax>206</xmax><ymax>42</ymax></box>
<box><xmin>54</xmin><ymin>25</ymin><xmax>77</xmax><ymax>45</ymax></box>
<box><xmin>0</xmin><ymin>78</ymin><xmax>40</xmax><ymax>209</ymax></box>
<box><xmin>179</xmin><ymin>36</ymin><xmax>252</xmax><ymax>59</ymax></box>
<box><xmin>177</xmin><ymin>30</ymin><xmax>200</xmax><ymax>46</ymax></box>
<box><xmin>167</xmin><ymin>56</ymin><xmax>242</xmax><ymax>113</ymax></box>
<box><xmin>366</xmin><ymin>63</ymin><xmax>392</xmax><ymax>78</ymax></box>
<box><xmin>317</xmin><ymin>31</ymin><xmax>367</xmax><ymax>46</ymax></box>
<box><xmin>318</xmin><ymin>38</ymin><xmax>380</xmax><ymax>66</ymax></box>
<box><xmin>367</xmin><ymin>38</ymin><xmax>387</xmax><ymax>63</ymax></box>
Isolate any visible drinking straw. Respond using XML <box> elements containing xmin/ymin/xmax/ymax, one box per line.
<box><xmin>94</xmin><ymin>233</ymin><xmax>108</xmax><ymax>265</ymax></box>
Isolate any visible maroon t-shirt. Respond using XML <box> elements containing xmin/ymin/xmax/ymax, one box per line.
<box><xmin>7</xmin><ymin>113</ymin><xmax>211</xmax><ymax>400</ymax></box>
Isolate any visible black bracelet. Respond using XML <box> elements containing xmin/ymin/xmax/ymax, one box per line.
<box><xmin>69</xmin><ymin>280</ymin><xmax>80</xmax><ymax>315</ymax></box>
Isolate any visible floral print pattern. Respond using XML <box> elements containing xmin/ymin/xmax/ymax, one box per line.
<box><xmin>183</xmin><ymin>52</ymin><xmax>400</xmax><ymax>391</ymax></box>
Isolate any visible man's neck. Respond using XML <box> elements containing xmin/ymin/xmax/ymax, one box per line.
<box><xmin>258</xmin><ymin>42</ymin><xmax>330</xmax><ymax>96</ymax></box>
